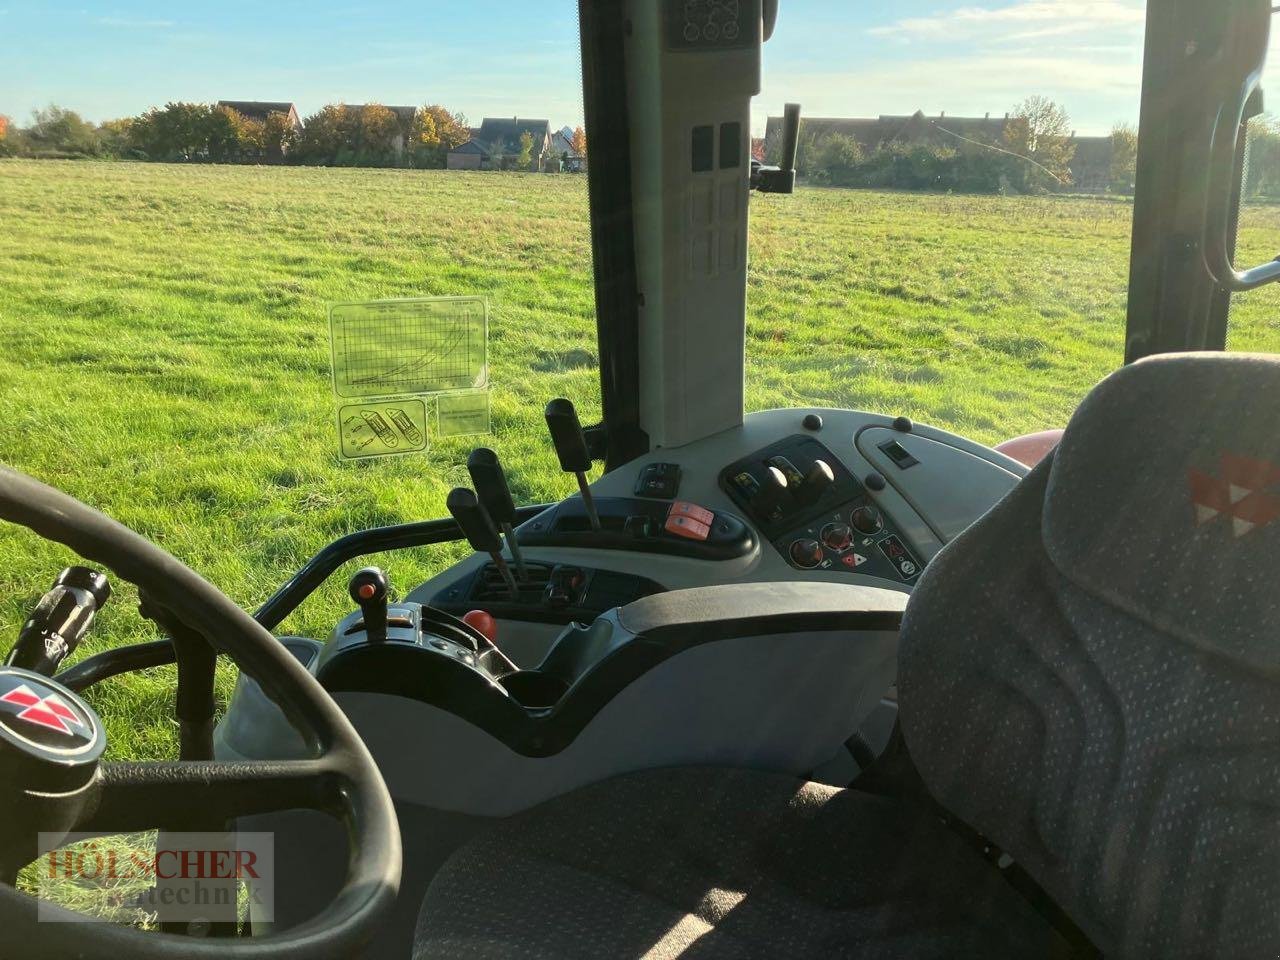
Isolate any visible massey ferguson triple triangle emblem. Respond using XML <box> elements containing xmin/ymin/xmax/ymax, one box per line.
<box><xmin>0</xmin><ymin>683</ymin><xmax>86</xmax><ymax>736</ymax></box>
<box><xmin>1188</xmin><ymin>453</ymin><xmax>1280</xmax><ymax>538</ymax></box>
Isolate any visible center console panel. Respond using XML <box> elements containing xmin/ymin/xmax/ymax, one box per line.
<box><xmin>516</xmin><ymin>496</ymin><xmax>755</xmax><ymax>560</ymax></box>
<box><xmin>430</xmin><ymin>561</ymin><xmax>664</xmax><ymax>625</ymax></box>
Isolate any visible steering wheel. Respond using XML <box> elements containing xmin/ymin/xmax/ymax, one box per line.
<box><xmin>0</xmin><ymin>466</ymin><xmax>401</xmax><ymax>959</ymax></box>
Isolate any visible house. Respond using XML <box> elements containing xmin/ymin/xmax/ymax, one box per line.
<box><xmin>346</xmin><ymin>104</ymin><xmax>418</xmax><ymax>155</ymax></box>
<box><xmin>764</xmin><ymin>110</ymin><xmax>1013</xmax><ymax>158</ymax></box>
<box><xmin>1068</xmin><ymin>135</ymin><xmax>1117</xmax><ymax>193</ymax></box>
<box><xmin>216</xmin><ymin>101</ymin><xmax>304</xmax><ymax>137</ymax></box>
<box><xmin>447</xmin><ymin>117</ymin><xmax>554</xmax><ymax>171</ymax></box>
<box><xmin>548</xmin><ymin>124</ymin><xmax>587</xmax><ymax>172</ymax></box>
<box><xmin>765</xmin><ymin>109</ymin><xmax>1119</xmax><ymax>193</ymax></box>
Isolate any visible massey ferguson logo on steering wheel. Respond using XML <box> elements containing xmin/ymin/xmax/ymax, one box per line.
<box><xmin>0</xmin><ymin>683</ymin><xmax>87</xmax><ymax>736</ymax></box>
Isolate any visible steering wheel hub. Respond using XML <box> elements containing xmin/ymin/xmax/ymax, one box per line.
<box><xmin>0</xmin><ymin>666</ymin><xmax>104</xmax><ymax>793</ymax></box>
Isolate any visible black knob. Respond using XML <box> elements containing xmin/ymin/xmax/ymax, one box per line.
<box><xmin>467</xmin><ymin>448</ymin><xmax>516</xmax><ymax>525</ymax></box>
<box><xmin>789</xmin><ymin>538</ymin><xmax>824</xmax><ymax>569</ymax></box>
<box><xmin>752</xmin><ymin>465</ymin><xmax>790</xmax><ymax>520</ymax></box>
<box><xmin>822</xmin><ymin>523</ymin><xmax>854</xmax><ymax>552</ymax></box>
<box><xmin>796</xmin><ymin>459</ymin><xmax>835</xmax><ymax>506</ymax></box>
<box><xmin>544</xmin><ymin>398</ymin><xmax>592</xmax><ymax>474</ymax></box>
<box><xmin>447</xmin><ymin>488</ymin><xmax>503</xmax><ymax>555</ymax></box>
<box><xmin>851</xmin><ymin>506</ymin><xmax>884</xmax><ymax>536</ymax></box>
<box><xmin>348</xmin><ymin>567</ymin><xmax>389</xmax><ymax>642</ymax></box>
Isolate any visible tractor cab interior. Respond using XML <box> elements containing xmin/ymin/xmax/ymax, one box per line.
<box><xmin>2</xmin><ymin>1</ymin><xmax>1279</xmax><ymax>958</ymax></box>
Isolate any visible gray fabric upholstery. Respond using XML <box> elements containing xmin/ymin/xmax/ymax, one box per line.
<box><xmin>900</xmin><ymin>353</ymin><xmax>1280</xmax><ymax>959</ymax></box>
<box><xmin>414</xmin><ymin>767</ymin><xmax>1071</xmax><ymax>959</ymax></box>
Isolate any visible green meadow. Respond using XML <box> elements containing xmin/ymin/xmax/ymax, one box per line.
<box><xmin>2</xmin><ymin>158</ymin><xmax>1278</xmax><ymax>763</ymax></box>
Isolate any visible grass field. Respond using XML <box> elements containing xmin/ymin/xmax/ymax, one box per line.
<box><xmin>2</xmin><ymin>158</ymin><xmax>1279</xmax><ymax>765</ymax></box>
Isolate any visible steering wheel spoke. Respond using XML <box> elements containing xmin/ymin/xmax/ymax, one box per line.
<box><xmin>80</xmin><ymin>758</ymin><xmax>346</xmax><ymax>834</ymax></box>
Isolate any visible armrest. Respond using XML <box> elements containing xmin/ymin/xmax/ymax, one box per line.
<box><xmin>617</xmin><ymin>582</ymin><xmax>907</xmax><ymax>642</ymax></box>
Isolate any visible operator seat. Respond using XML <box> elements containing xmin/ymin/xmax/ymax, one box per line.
<box><xmin>413</xmin><ymin>353</ymin><xmax>1280</xmax><ymax>959</ymax></box>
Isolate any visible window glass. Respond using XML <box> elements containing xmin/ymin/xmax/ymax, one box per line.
<box><xmin>754</xmin><ymin>1</ymin><xmax>1149</xmax><ymax>445</ymax></box>
<box><xmin>0</xmin><ymin>3</ymin><xmax>593</xmax><ymax>673</ymax></box>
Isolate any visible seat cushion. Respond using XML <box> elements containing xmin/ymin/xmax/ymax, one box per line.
<box><xmin>414</xmin><ymin>767</ymin><xmax>1073</xmax><ymax>959</ymax></box>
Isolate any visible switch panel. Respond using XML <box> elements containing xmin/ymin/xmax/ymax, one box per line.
<box><xmin>719</xmin><ymin>435</ymin><xmax>925</xmax><ymax>584</ymax></box>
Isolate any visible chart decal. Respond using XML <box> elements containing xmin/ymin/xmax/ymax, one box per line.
<box><xmin>330</xmin><ymin>297</ymin><xmax>488</xmax><ymax>400</ymax></box>
<box><xmin>437</xmin><ymin>391</ymin><xmax>492</xmax><ymax>438</ymax></box>
<box><xmin>338</xmin><ymin>398</ymin><xmax>429</xmax><ymax>460</ymax></box>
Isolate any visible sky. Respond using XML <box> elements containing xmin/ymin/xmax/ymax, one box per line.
<box><xmin>0</xmin><ymin>0</ymin><xmax>1191</xmax><ymax>137</ymax></box>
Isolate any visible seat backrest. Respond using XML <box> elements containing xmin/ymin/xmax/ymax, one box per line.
<box><xmin>898</xmin><ymin>353</ymin><xmax>1280</xmax><ymax>959</ymax></box>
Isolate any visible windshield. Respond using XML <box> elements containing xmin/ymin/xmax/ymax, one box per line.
<box><xmin>0</xmin><ymin>3</ymin><xmax>597</xmax><ymax>638</ymax></box>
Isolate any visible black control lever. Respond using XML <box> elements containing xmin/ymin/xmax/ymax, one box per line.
<box><xmin>348</xmin><ymin>567</ymin><xmax>389</xmax><ymax>643</ymax></box>
<box><xmin>796</xmin><ymin>459</ymin><xmax>835</xmax><ymax>507</ymax></box>
<box><xmin>467</xmin><ymin>447</ymin><xmax>529</xmax><ymax>583</ymax></box>
<box><xmin>544</xmin><ymin>398</ymin><xmax>601</xmax><ymax>531</ymax></box>
<box><xmin>447</xmin><ymin>488</ymin><xmax>519</xmax><ymax>600</ymax></box>
<box><xmin>7</xmin><ymin>567</ymin><xmax>111</xmax><ymax>676</ymax></box>
<box><xmin>751</xmin><ymin>102</ymin><xmax>801</xmax><ymax>194</ymax></box>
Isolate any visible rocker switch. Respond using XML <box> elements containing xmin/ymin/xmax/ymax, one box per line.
<box><xmin>664</xmin><ymin>514</ymin><xmax>711</xmax><ymax>541</ymax></box>
<box><xmin>668</xmin><ymin>501</ymin><xmax>714</xmax><ymax>526</ymax></box>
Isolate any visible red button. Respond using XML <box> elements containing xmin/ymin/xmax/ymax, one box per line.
<box><xmin>668</xmin><ymin>501</ymin><xmax>714</xmax><ymax>526</ymax></box>
<box><xmin>665</xmin><ymin>514</ymin><xmax>711</xmax><ymax>541</ymax></box>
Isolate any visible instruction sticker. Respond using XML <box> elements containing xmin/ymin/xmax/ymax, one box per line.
<box><xmin>330</xmin><ymin>297</ymin><xmax>488</xmax><ymax>400</ymax></box>
<box><xmin>437</xmin><ymin>391</ymin><xmax>492</xmax><ymax>438</ymax></box>
<box><xmin>338</xmin><ymin>398</ymin><xmax>429</xmax><ymax>460</ymax></box>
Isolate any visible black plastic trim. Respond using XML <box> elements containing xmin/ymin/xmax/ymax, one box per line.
<box><xmin>579</xmin><ymin>0</ymin><xmax>650</xmax><ymax>469</ymax></box>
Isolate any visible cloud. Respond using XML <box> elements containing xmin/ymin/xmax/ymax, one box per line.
<box><xmin>870</xmin><ymin>1</ymin><xmax>1144</xmax><ymax>40</ymax></box>
<box><xmin>96</xmin><ymin>16</ymin><xmax>175</xmax><ymax>29</ymax></box>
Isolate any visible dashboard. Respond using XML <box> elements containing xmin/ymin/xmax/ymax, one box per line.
<box><xmin>406</xmin><ymin>406</ymin><xmax>1026</xmax><ymax>667</ymax></box>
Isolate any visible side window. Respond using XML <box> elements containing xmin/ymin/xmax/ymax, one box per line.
<box><xmin>753</xmin><ymin>3</ymin><xmax>1148</xmax><ymax>441</ymax></box>
<box><xmin>1229</xmin><ymin>9</ymin><xmax>1280</xmax><ymax>353</ymax></box>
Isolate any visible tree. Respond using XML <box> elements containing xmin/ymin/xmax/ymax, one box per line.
<box><xmin>0</xmin><ymin>115</ymin><xmax>9</xmax><ymax>157</ymax></box>
<box><xmin>489</xmin><ymin>137</ymin><xmax>510</xmax><ymax>170</ymax></box>
<box><xmin>809</xmin><ymin>134</ymin><xmax>864</xmax><ymax>186</ymax></box>
<box><xmin>1004</xmin><ymin>96</ymin><xmax>1076</xmax><ymax>184</ymax></box>
<box><xmin>419</xmin><ymin>105</ymin><xmax>469</xmax><ymax>149</ymax></box>
<box><xmin>25</xmin><ymin>105</ymin><xmax>101</xmax><ymax>156</ymax></box>
<box><xmin>355</xmin><ymin>103</ymin><xmax>399</xmax><ymax>159</ymax></box>
<box><xmin>295</xmin><ymin>104</ymin><xmax>349</xmax><ymax>163</ymax></box>
<box><xmin>96</xmin><ymin>117</ymin><xmax>134</xmax><ymax>157</ymax></box>
<box><xmin>570</xmin><ymin>125</ymin><xmax>587</xmax><ymax>158</ymax></box>
<box><xmin>1245</xmin><ymin>115</ymin><xmax>1280</xmax><ymax>199</ymax></box>
<box><xmin>261</xmin><ymin>111</ymin><xmax>297</xmax><ymax>163</ymax></box>
<box><xmin>130</xmin><ymin>102</ymin><xmax>215</xmax><ymax>161</ymax></box>
<box><xmin>517</xmin><ymin>130</ymin><xmax>535</xmax><ymax>170</ymax></box>
<box><xmin>206</xmin><ymin>105</ymin><xmax>247</xmax><ymax>162</ymax></box>
<box><xmin>1109</xmin><ymin>122</ymin><xmax>1138</xmax><ymax>192</ymax></box>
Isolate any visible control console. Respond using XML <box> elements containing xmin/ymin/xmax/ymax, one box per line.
<box><xmin>720</xmin><ymin>435</ymin><xmax>924</xmax><ymax>584</ymax></box>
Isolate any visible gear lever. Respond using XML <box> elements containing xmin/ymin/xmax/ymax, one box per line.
<box><xmin>348</xmin><ymin>567</ymin><xmax>389</xmax><ymax>643</ymax></box>
<box><xmin>467</xmin><ymin>447</ymin><xmax>529</xmax><ymax>583</ymax></box>
<box><xmin>544</xmin><ymin>398</ymin><xmax>600</xmax><ymax>531</ymax></box>
<box><xmin>447</xmin><ymin>488</ymin><xmax>519</xmax><ymax>600</ymax></box>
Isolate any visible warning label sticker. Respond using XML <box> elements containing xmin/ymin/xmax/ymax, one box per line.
<box><xmin>338</xmin><ymin>398</ymin><xmax>429</xmax><ymax>460</ymax></box>
<box><xmin>327</xmin><ymin>297</ymin><xmax>492</xmax><ymax>460</ymax></box>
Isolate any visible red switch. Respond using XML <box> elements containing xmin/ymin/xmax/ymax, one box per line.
<box><xmin>462</xmin><ymin>610</ymin><xmax>498</xmax><ymax>644</ymax></box>
<box><xmin>664</xmin><ymin>514</ymin><xmax>711</xmax><ymax>541</ymax></box>
<box><xmin>668</xmin><ymin>501</ymin><xmax>715</xmax><ymax>526</ymax></box>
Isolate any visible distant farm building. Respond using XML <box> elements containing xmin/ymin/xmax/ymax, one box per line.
<box><xmin>448</xmin><ymin>117</ymin><xmax>555</xmax><ymax>171</ymax></box>
<box><xmin>216</xmin><ymin>101</ymin><xmax>304</xmax><ymax>137</ymax></box>
<box><xmin>764</xmin><ymin>109</ymin><xmax>1117</xmax><ymax>192</ymax></box>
